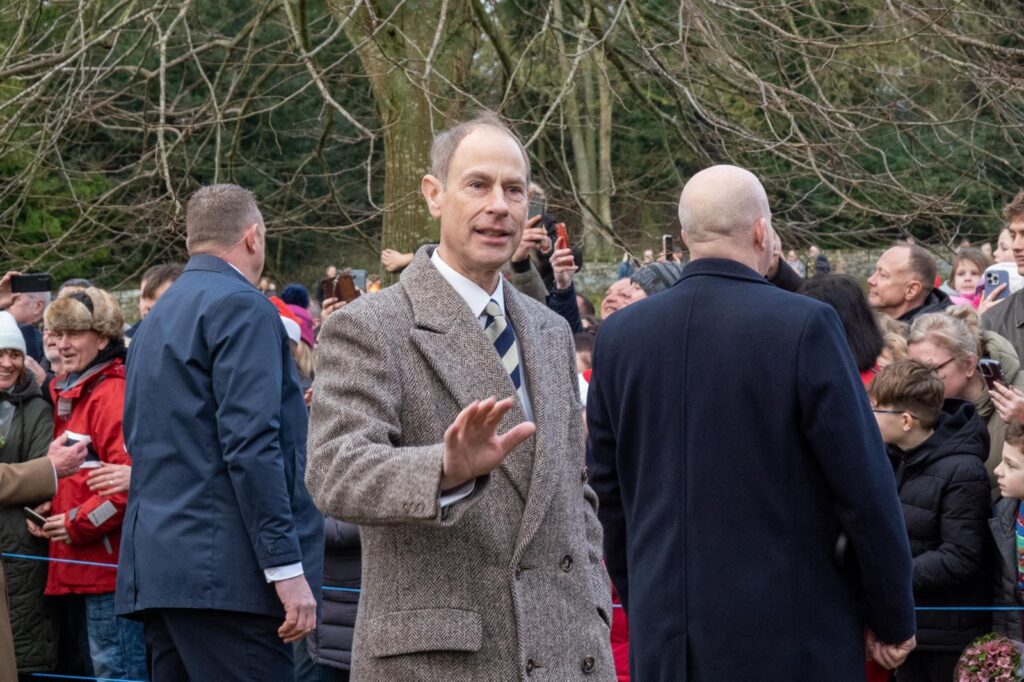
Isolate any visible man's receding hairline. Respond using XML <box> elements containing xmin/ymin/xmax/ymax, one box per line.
<box><xmin>445</xmin><ymin>124</ymin><xmax>528</xmax><ymax>184</ymax></box>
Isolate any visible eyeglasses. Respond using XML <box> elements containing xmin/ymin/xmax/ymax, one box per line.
<box><xmin>929</xmin><ymin>357</ymin><xmax>956</xmax><ymax>372</ymax></box>
<box><xmin>871</xmin><ymin>408</ymin><xmax>921</xmax><ymax>421</ymax></box>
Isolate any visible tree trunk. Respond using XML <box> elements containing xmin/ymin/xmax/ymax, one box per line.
<box><xmin>332</xmin><ymin>0</ymin><xmax>475</xmax><ymax>281</ymax></box>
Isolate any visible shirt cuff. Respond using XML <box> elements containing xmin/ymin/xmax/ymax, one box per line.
<box><xmin>264</xmin><ymin>562</ymin><xmax>304</xmax><ymax>583</ymax></box>
<box><xmin>49</xmin><ymin>460</ymin><xmax>58</xmax><ymax>490</ymax></box>
<box><xmin>439</xmin><ymin>480</ymin><xmax>476</xmax><ymax>508</ymax></box>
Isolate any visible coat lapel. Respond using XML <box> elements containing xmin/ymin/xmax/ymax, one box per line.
<box><xmin>504</xmin><ymin>288</ymin><xmax>563</xmax><ymax>553</ymax></box>
<box><xmin>403</xmin><ymin>249</ymin><xmax>532</xmax><ymax>500</ymax></box>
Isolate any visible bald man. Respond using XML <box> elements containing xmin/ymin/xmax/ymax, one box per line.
<box><xmin>587</xmin><ymin>166</ymin><xmax>917</xmax><ymax>680</ymax></box>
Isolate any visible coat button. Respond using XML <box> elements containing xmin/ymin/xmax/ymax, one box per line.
<box><xmin>581</xmin><ymin>656</ymin><xmax>595</xmax><ymax>674</ymax></box>
<box><xmin>526</xmin><ymin>658</ymin><xmax>537</xmax><ymax>675</ymax></box>
<box><xmin>560</xmin><ymin>554</ymin><xmax>573</xmax><ymax>572</ymax></box>
<box><xmin>580</xmin><ymin>466</ymin><xmax>588</xmax><ymax>483</ymax></box>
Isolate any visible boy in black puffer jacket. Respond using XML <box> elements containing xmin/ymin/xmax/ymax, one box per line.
<box><xmin>869</xmin><ymin>360</ymin><xmax>993</xmax><ymax>682</ymax></box>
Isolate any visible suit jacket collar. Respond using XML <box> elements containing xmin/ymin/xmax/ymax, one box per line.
<box><xmin>679</xmin><ymin>257</ymin><xmax>770</xmax><ymax>286</ymax></box>
<box><xmin>403</xmin><ymin>246</ymin><xmax>559</xmax><ymax>520</ymax></box>
<box><xmin>184</xmin><ymin>254</ymin><xmax>253</xmax><ymax>287</ymax></box>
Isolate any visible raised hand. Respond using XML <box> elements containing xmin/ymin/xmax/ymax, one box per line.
<box><xmin>512</xmin><ymin>216</ymin><xmax>549</xmax><ymax>263</ymax></box>
<box><xmin>551</xmin><ymin>246</ymin><xmax>578</xmax><ymax>290</ymax></box>
<box><xmin>441</xmin><ymin>397</ymin><xmax>535</xmax><ymax>491</ymax></box>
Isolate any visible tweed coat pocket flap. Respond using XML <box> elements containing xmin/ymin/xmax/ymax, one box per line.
<box><xmin>363</xmin><ymin>608</ymin><xmax>482</xmax><ymax>658</ymax></box>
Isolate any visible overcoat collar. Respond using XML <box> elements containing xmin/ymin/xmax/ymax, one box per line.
<box><xmin>679</xmin><ymin>257</ymin><xmax>770</xmax><ymax>286</ymax></box>
<box><xmin>403</xmin><ymin>246</ymin><xmax>562</xmax><ymax>541</ymax></box>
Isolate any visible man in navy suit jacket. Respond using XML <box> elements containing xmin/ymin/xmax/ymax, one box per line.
<box><xmin>116</xmin><ymin>184</ymin><xmax>323</xmax><ymax>680</ymax></box>
<box><xmin>587</xmin><ymin>166</ymin><xmax>917</xmax><ymax>680</ymax></box>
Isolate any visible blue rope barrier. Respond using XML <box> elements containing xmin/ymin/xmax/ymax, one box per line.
<box><xmin>7</xmin><ymin>552</ymin><xmax>1024</xmax><ymax>610</ymax></box>
<box><xmin>31</xmin><ymin>674</ymin><xmax>141</xmax><ymax>682</ymax></box>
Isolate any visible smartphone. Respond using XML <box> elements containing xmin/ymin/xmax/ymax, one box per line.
<box><xmin>979</xmin><ymin>358</ymin><xmax>1005</xmax><ymax>391</ymax></box>
<box><xmin>10</xmin><ymin>273</ymin><xmax>51</xmax><ymax>293</ymax></box>
<box><xmin>555</xmin><ymin>223</ymin><xmax>569</xmax><ymax>251</ymax></box>
<box><xmin>64</xmin><ymin>431</ymin><xmax>99</xmax><ymax>468</ymax></box>
<box><xmin>528</xmin><ymin>197</ymin><xmax>546</xmax><ymax>221</ymax></box>
<box><xmin>984</xmin><ymin>269</ymin><xmax>1011</xmax><ymax>301</ymax></box>
<box><xmin>662</xmin><ymin>234</ymin><xmax>673</xmax><ymax>260</ymax></box>
<box><xmin>336</xmin><ymin>274</ymin><xmax>360</xmax><ymax>303</ymax></box>
<box><xmin>23</xmin><ymin>507</ymin><xmax>47</xmax><ymax>528</ymax></box>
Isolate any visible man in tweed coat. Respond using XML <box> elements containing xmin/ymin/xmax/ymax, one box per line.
<box><xmin>307</xmin><ymin>114</ymin><xmax>614</xmax><ymax>681</ymax></box>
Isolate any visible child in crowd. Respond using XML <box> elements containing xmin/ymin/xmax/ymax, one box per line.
<box><xmin>948</xmin><ymin>248</ymin><xmax>991</xmax><ymax>309</ymax></box>
<box><xmin>869</xmin><ymin>360</ymin><xmax>992</xmax><ymax>682</ymax></box>
<box><xmin>991</xmin><ymin>421</ymin><xmax>1024</xmax><ymax>643</ymax></box>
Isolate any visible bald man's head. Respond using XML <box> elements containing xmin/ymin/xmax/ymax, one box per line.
<box><xmin>678</xmin><ymin>165</ymin><xmax>771</xmax><ymax>245</ymax></box>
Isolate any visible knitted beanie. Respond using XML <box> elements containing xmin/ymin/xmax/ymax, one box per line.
<box><xmin>0</xmin><ymin>311</ymin><xmax>26</xmax><ymax>354</ymax></box>
<box><xmin>280</xmin><ymin>284</ymin><xmax>310</xmax><ymax>309</ymax></box>
<box><xmin>631</xmin><ymin>261</ymin><xmax>684</xmax><ymax>296</ymax></box>
<box><xmin>44</xmin><ymin>287</ymin><xmax>124</xmax><ymax>340</ymax></box>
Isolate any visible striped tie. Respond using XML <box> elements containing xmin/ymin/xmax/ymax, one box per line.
<box><xmin>483</xmin><ymin>299</ymin><xmax>521</xmax><ymax>389</ymax></box>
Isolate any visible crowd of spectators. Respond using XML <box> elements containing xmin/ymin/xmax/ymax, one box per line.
<box><xmin>7</xmin><ymin>120</ymin><xmax>1024</xmax><ymax>681</ymax></box>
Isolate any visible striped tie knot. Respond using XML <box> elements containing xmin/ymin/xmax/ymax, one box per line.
<box><xmin>484</xmin><ymin>299</ymin><xmax>521</xmax><ymax>390</ymax></box>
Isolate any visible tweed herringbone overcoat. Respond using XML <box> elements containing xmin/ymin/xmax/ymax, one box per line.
<box><xmin>307</xmin><ymin>247</ymin><xmax>614</xmax><ymax>681</ymax></box>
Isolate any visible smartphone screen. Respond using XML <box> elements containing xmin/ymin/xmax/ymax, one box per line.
<box><xmin>23</xmin><ymin>507</ymin><xmax>47</xmax><ymax>527</ymax></box>
<box><xmin>10</xmin><ymin>273</ymin><xmax>52</xmax><ymax>293</ymax></box>
<box><xmin>528</xmin><ymin>198</ymin><xmax>546</xmax><ymax>221</ymax></box>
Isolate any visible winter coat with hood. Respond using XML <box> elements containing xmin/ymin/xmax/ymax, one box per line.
<box><xmin>975</xmin><ymin>329</ymin><xmax>1024</xmax><ymax>490</ymax></box>
<box><xmin>889</xmin><ymin>398</ymin><xmax>993</xmax><ymax>651</ymax></box>
<box><xmin>0</xmin><ymin>371</ymin><xmax>58</xmax><ymax>672</ymax></box>
<box><xmin>46</xmin><ymin>347</ymin><xmax>131</xmax><ymax>596</ymax></box>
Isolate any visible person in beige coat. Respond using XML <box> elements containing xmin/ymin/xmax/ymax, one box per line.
<box><xmin>307</xmin><ymin>114</ymin><xmax>614</xmax><ymax>681</ymax></box>
<box><xmin>1</xmin><ymin>438</ymin><xmax>87</xmax><ymax>682</ymax></box>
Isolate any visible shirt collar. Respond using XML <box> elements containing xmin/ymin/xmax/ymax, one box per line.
<box><xmin>430</xmin><ymin>248</ymin><xmax>505</xmax><ymax>319</ymax></box>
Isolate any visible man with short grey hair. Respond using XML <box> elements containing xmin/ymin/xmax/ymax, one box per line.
<box><xmin>308</xmin><ymin>115</ymin><xmax>614</xmax><ymax>680</ymax></box>
<box><xmin>117</xmin><ymin>183</ymin><xmax>324</xmax><ymax>680</ymax></box>
<box><xmin>7</xmin><ymin>291</ymin><xmax>49</xmax><ymax>362</ymax></box>
<box><xmin>588</xmin><ymin>165</ymin><xmax>917</xmax><ymax>679</ymax></box>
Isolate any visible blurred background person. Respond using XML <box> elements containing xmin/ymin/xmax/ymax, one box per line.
<box><xmin>126</xmin><ymin>263</ymin><xmax>183</xmax><ymax>341</ymax></box>
<box><xmin>6</xmin><ymin>291</ymin><xmax>48</xmax><ymax>363</ymax></box>
<box><xmin>802</xmin><ymin>274</ymin><xmax>885</xmax><ymax>386</ymax></box>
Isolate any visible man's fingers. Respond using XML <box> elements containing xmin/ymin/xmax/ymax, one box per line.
<box><xmin>497</xmin><ymin>421</ymin><xmax>537</xmax><ymax>455</ymax></box>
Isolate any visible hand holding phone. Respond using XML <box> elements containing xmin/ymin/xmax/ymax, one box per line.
<box><xmin>979</xmin><ymin>358</ymin><xmax>1005</xmax><ymax>391</ymax></box>
<box><xmin>984</xmin><ymin>269</ymin><xmax>1011</xmax><ymax>302</ymax></box>
<box><xmin>555</xmin><ymin>223</ymin><xmax>569</xmax><ymax>251</ymax></box>
<box><xmin>23</xmin><ymin>506</ymin><xmax>48</xmax><ymax>528</ymax></box>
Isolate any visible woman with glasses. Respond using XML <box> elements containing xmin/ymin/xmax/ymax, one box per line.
<box><xmin>907</xmin><ymin>306</ymin><xmax>1024</xmax><ymax>490</ymax></box>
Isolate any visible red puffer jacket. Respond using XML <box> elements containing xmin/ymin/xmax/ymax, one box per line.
<box><xmin>45</xmin><ymin>358</ymin><xmax>130</xmax><ymax>595</ymax></box>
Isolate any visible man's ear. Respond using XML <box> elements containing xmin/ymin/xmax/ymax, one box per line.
<box><xmin>421</xmin><ymin>175</ymin><xmax>444</xmax><ymax>219</ymax></box>
<box><xmin>902</xmin><ymin>412</ymin><xmax>914</xmax><ymax>432</ymax></box>
<box><xmin>243</xmin><ymin>222</ymin><xmax>261</xmax><ymax>253</ymax></box>
<box><xmin>905</xmin><ymin>279</ymin><xmax>922</xmax><ymax>302</ymax></box>
<box><xmin>753</xmin><ymin>218</ymin><xmax>770</xmax><ymax>252</ymax></box>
